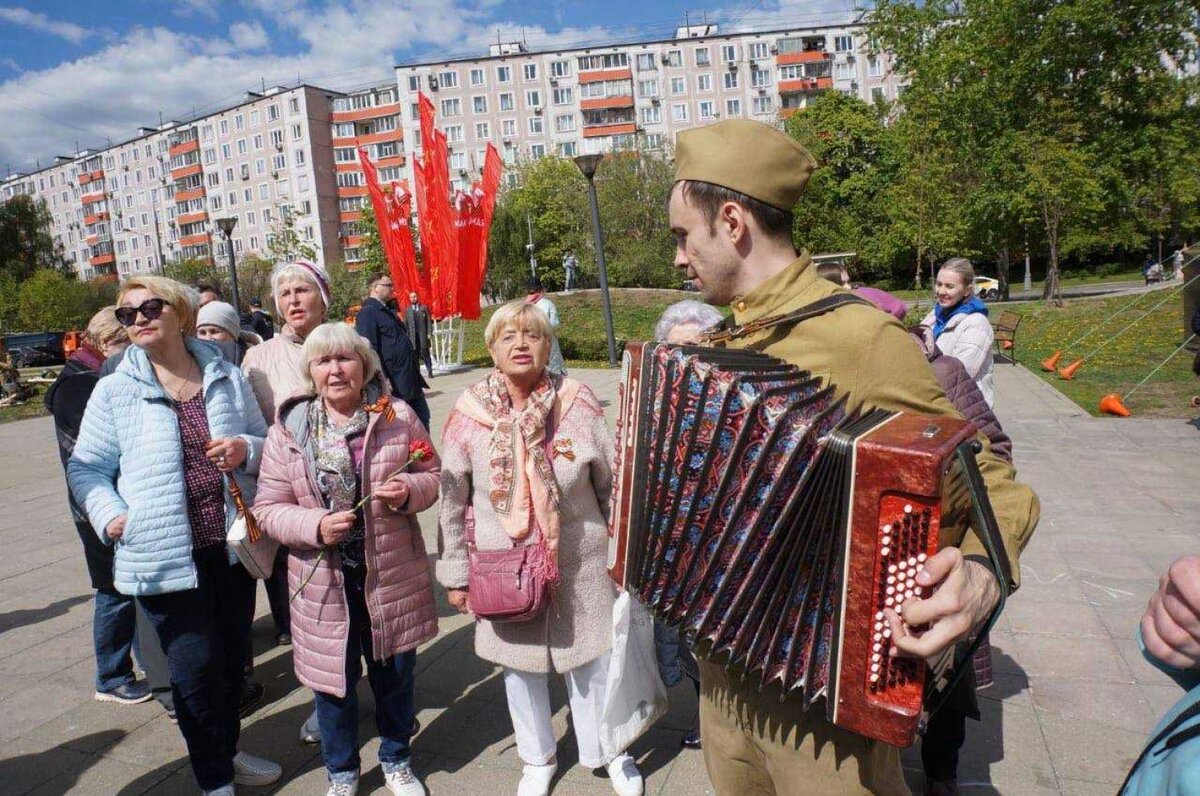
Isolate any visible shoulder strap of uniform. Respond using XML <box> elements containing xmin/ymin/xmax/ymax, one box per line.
<box><xmin>702</xmin><ymin>292</ymin><xmax>871</xmax><ymax>345</ymax></box>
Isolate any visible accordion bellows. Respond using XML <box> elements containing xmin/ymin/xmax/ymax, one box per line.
<box><xmin>607</xmin><ymin>343</ymin><xmax>982</xmax><ymax>747</ymax></box>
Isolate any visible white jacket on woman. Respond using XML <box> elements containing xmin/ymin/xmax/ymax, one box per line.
<box><xmin>921</xmin><ymin>309</ymin><xmax>995</xmax><ymax>407</ymax></box>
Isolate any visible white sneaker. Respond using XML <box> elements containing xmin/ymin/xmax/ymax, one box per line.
<box><xmin>232</xmin><ymin>750</ymin><xmax>283</xmax><ymax>787</ymax></box>
<box><xmin>607</xmin><ymin>754</ymin><xmax>643</xmax><ymax>796</ymax></box>
<box><xmin>517</xmin><ymin>761</ymin><xmax>557</xmax><ymax>796</ymax></box>
<box><xmin>384</xmin><ymin>762</ymin><xmax>426</xmax><ymax>795</ymax></box>
<box><xmin>202</xmin><ymin>786</ymin><xmax>234</xmax><ymax>796</ymax></box>
<box><xmin>326</xmin><ymin>778</ymin><xmax>359</xmax><ymax>796</ymax></box>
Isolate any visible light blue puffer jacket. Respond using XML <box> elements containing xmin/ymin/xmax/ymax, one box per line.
<box><xmin>67</xmin><ymin>338</ymin><xmax>267</xmax><ymax>596</ymax></box>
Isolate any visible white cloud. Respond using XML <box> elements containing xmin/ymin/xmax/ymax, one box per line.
<box><xmin>174</xmin><ymin>0</ymin><xmax>221</xmax><ymax>20</ymax></box>
<box><xmin>229</xmin><ymin>21</ymin><xmax>270</xmax><ymax>52</ymax></box>
<box><xmin>0</xmin><ymin>56</ymin><xmax>21</xmax><ymax>74</ymax></box>
<box><xmin>0</xmin><ymin>6</ymin><xmax>91</xmax><ymax>44</ymax></box>
<box><xmin>709</xmin><ymin>0</ymin><xmax>860</xmax><ymax>33</ymax></box>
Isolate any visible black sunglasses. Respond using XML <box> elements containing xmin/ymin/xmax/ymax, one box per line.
<box><xmin>115</xmin><ymin>298</ymin><xmax>170</xmax><ymax>327</ymax></box>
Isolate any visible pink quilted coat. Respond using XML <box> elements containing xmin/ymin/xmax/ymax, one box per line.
<box><xmin>253</xmin><ymin>394</ymin><xmax>441</xmax><ymax>697</ymax></box>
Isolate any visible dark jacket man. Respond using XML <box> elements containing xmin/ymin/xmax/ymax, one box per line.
<box><xmin>404</xmin><ymin>293</ymin><xmax>434</xmax><ymax>379</ymax></box>
<box><xmin>355</xmin><ymin>284</ymin><xmax>430</xmax><ymax>429</ymax></box>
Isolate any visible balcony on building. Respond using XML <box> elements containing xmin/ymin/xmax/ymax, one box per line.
<box><xmin>77</xmin><ymin>154</ymin><xmax>105</xmax><ymax>188</ymax></box>
<box><xmin>180</xmin><ymin>242</ymin><xmax>212</xmax><ymax>262</ymax></box>
<box><xmin>169</xmin><ymin>148</ymin><xmax>203</xmax><ymax>182</ymax></box>
<box><xmin>168</xmin><ymin>127</ymin><xmax>200</xmax><ymax>160</ymax></box>
<box><xmin>778</xmin><ymin>49</ymin><xmax>834</xmax><ymax>100</ymax></box>
<box><xmin>577</xmin><ymin>52</ymin><xmax>633</xmax><ymax>86</ymax></box>
<box><xmin>579</xmin><ymin>76</ymin><xmax>635</xmax><ymax>112</ymax></box>
<box><xmin>582</xmin><ymin>107</ymin><xmax>637</xmax><ymax>138</ymax></box>
<box><xmin>776</xmin><ymin>36</ymin><xmax>831</xmax><ymax>65</ymax></box>
<box><xmin>331</xmin><ymin>114</ymin><xmax>402</xmax><ymax>148</ymax></box>
<box><xmin>331</xmin><ymin>87</ymin><xmax>401</xmax><ymax>124</ymax></box>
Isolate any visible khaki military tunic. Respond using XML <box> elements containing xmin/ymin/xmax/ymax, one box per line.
<box><xmin>697</xmin><ymin>253</ymin><xmax>1040</xmax><ymax>796</ymax></box>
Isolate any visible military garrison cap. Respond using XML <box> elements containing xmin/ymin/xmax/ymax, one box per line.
<box><xmin>674</xmin><ymin>118</ymin><xmax>817</xmax><ymax>211</ymax></box>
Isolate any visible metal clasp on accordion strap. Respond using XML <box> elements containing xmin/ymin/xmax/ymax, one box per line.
<box><xmin>700</xmin><ymin>312</ymin><xmax>789</xmax><ymax>345</ymax></box>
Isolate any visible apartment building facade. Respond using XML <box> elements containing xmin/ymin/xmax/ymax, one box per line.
<box><xmin>2</xmin><ymin>84</ymin><xmax>345</xmax><ymax>281</ymax></box>
<box><xmin>394</xmin><ymin>22</ymin><xmax>901</xmax><ymax>192</ymax></box>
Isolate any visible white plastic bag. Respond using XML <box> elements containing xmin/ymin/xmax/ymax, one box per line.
<box><xmin>600</xmin><ymin>591</ymin><xmax>669</xmax><ymax>760</ymax></box>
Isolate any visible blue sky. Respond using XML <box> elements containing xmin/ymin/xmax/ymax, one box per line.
<box><xmin>0</xmin><ymin>0</ymin><xmax>856</xmax><ymax>171</ymax></box>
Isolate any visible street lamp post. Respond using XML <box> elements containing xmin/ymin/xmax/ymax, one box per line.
<box><xmin>573</xmin><ymin>153</ymin><xmax>619</xmax><ymax>368</ymax></box>
<box><xmin>215</xmin><ymin>217</ymin><xmax>241</xmax><ymax>312</ymax></box>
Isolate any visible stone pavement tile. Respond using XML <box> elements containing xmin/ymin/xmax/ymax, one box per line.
<box><xmin>1058</xmin><ymin>778</ymin><xmax>1124</xmax><ymax>796</ymax></box>
<box><xmin>1001</xmin><ymin>633</ymin><xmax>1132</xmax><ymax>683</ymax></box>
<box><xmin>1027</xmin><ymin>677</ymin><xmax>1157</xmax><ymax>734</ymax></box>
<box><xmin>421</xmin><ymin>699</ymin><xmax>529</xmax><ymax>772</ymax></box>
<box><xmin>424</xmin><ymin>757</ymin><xmax>611</xmax><ymax>796</ymax></box>
<box><xmin>416</xmin><ymin>648</ymin><xmax>504</xmax><ymax>708</ymax></box>
<box><xmin>23</xmin><ymin>694</ymin><xmax>159</xmax><ymax>754</ymax></box>
<box><xmin>1038</xmin><ymin>711</ymin><xmax>1145</xmax><ymax>785</ymax></box>
<box><xmin>1067</xmin><ymin>549</ymin><xmax>1159</xmax><ymax>582</ymax></box>
<box><xmin>100</xmin><ymin>709</ymin><xmax>191</xmax><ymax>769</ymax></box>
<box><xmin>0</xmin><ymin>732</ymin><xmax>97</xmax><ymax>796</ymax></box>
<box><xmin>954</xmin><ymin>699</ymin><xmax>1060</xmax><ymax>794</ymax></box>
<box><xmin>1003</xmin><ymin>599</ymin><xmax>1107</xmax><ymax>637</ymax></box>
<box><xmin>1114</xmin><ymin>636</ymin><xmax>1184</xmax><ymax>689</ymax></box>
<box><xmin>0</xmin><ymin>677</ymin><xmax>94</xmax><ymax>743</ymax></box>
<box><xmin>1009</xmin><ymin>564</ymin><xmax>1085</xmax><ymax>604</ymax></box>
<box><xmin>1092</xmin><ymin>602</ymin><xmax>1147</xmax><ymax>641</ymax></box>
<box><xmin>649</xmin><ymin>747</ymin><xmax>714</xmax><ymax>796</ymax></box>
<box><xmin>1126</xmin><ymin>532</ymin><xmax>1199</xmax><ymax>575</ymax></box>
<box><xmin>978</xmin><ymin>671</ymin><xmax>1034</xmax><ymax>712</ymax></box>
<box><xmin>0</xmin><ymin>623</ymin><xmax>94</xmax><ymax>678</ymax></box>
<box><xmin>623</xmin><ymin>726</ymin><xmax>702</xmax><ymax>794</ymax></box>
<box><xmin>27</xmin><ymin>753</ymin><xmax>171</xmax><ymax>796</ymax></box>
<box><xmin>1077</xmin><ymin>576</ymin><xmax>1159</xmax><ymax>610</ymax></box>
<box><xmin>1140</xmin><ymin>683</ymin><xmax>1188</xmax><ymax>720</ymax></box>
<box><xmin>0</xmin><ymin>620</ymin><xmax>73</xmax><ymax>662</ymax></box>
<box><xmin>0</xmin><ymin>671</ymin><xmax>42</xmax><ymax>703</ymax></box>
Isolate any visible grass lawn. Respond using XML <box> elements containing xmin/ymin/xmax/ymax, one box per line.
<box><xmin>0</xmin><ymin>380</ymin><xmax>49</xmax><ymax>424</ymax></box>
<box><xmin>1006</xmin><ymin>292</ymin><xmax>1197</xmax><ymax>418</ymax></box>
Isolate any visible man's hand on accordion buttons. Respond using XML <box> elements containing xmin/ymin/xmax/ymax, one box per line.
<box><xmin>883</xmin><ymin>547</ymin><xmax>1000</xmax><ymax>661</ymax></box>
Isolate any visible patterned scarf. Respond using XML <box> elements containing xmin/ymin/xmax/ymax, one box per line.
<box><xmin>308</xmin><ymin>399</ymin><xmax>369</xmax><ymax>565</ymax></box>
<box><xmin>461</xmin><ymin>370</ymin><xmax>561</xmax><ymax>551</ymax></box>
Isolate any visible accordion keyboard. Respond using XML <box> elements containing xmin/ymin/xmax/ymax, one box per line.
<box><xmin>868</xmin><ymin>495</ymin><xmax>938</xmax><ymax>707</ymax></box>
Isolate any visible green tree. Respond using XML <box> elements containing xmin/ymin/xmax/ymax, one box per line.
<box><xmin>267</xmin><ymin>208</ymin><xmax>318</xmax><ymax>263</ymax></box>
<box><xmin>354</xmin><ymin>201</ymin><xmax>389</xmax><ymax>281</ymax></box>
<box><xmin>164</xmin><ymin>257</ymin><xmax>227</xmax><ymax>293</ymax></box>
<box><xmin>17</xmin><ymin>270</ymin><xmax>96</xmax><ymax>330</ymax></box>
<box><xmin>594</xmin><ymin>148</ymin><xmax>679</xmax><ymax>288</ymax></box>
<box><xmin>236</xmin><ymin>253</ymin><xmax>276</xmax><ymax>313</ymax></box>
<box><xmin>0</xmin><ymin>195</ymin><xmax>67</xmax><ymax>280</ymax></box>
<box><xmin>324</xmin><ymin>260</ymin><xmax>369</xmax><ymax>323</ymax></box>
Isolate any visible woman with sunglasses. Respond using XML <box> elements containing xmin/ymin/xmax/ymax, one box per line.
<box><xmin>68</xmin><ymin>276</ymin><xmax>281</xmax><ymax>796</ymax></box>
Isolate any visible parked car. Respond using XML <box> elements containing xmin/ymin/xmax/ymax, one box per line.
<box><xmin>973</xmin><ymin>276</ymin><xmax>1000</xmax><ymax>300</ymax></box>
<box><xmin>2</xmin><ymin>332</ymin><xmax>66</xmax><ymax>368</ymax></box>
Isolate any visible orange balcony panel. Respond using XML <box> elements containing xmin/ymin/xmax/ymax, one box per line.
<box><xmin>338</xmin><ymin>185</ymin><xmax>369</xmax><ymax>197</ymax></box>
<box><xmin>578</xmin><ymin>68</ymin><xmax>633</xmax><ymax>84</ymax></box>
<box><xmin>171</xmin><ymin>163</ymin><xmax>203</xmax><ymax>180</ymax></box>
<box><xmin>580</xmin><ymin>95</ymin><xmax>635</xmax><ymax>111</ymax></box>
<box><xmin>83</xmin><ymin>211</ymin><xmax>110</xmax><ymax>226</ymax></box>
<box><xmin>81</xmin><ymin>190</ymin><xmax>106</xmax><ymax>204</ymax></box>
<box><xmin>169</xmin><ymin>139</ymin><xmax>201</xmax><ymax>158</ymax></box>
<box><xmin>86</xmin><ymin>234</ymin><xmax>99</xmax><ymax>246</ymax></box>
<box><xmin>582</xmin><ymin>122</ymin><xmax>637</xmax><ymax>138</ymax></box>
<box><xmin>340</xmin><ymin>211</ymin><xmax>363</xmax><ymax>222</ymax></box>
<box><xmin>342</xmin><ymin>235</ymin><xmax>364</xmax><ymax>247</ymax></box>
<box><xmin>175</xmin><ymin>187</ymin><xmax>207</xmax><ymax>203</ymax></box>
<box><xmin>777</xmin><ymin>50</ymin><xmax>831</xmax><ymax>66</ymax></box>
<box><xmin>78</xmin><ymin>169</ymin><xmax>105</xmax><ymax>186</ymax></box>
<box><xmin>90</xmin><ymin>252</ymin><xmax>115</xmax><ymax>267</ymax></box>
<box><xmin>180</xmin><ymin>232</ymin><xmax>211</xmax><ymax>247</ymax></box>
<box><xmin>357</xmin><ymin>131</ymin><xmax>404</xmax><ymax>147</ymax></box>
<box><xmin>177</xmin><ymin>211</ymin><xmax>208</xmax><ymax>226</ymax></box>
<box><xmin>375</xmin><ymin>155</ymin><xmax>406</xmax><ymax>169</ymax></box>
<box><xmin>779</xmin><ymin>77</ymin><xmax>833</xmax><ymax>93</ymax></box>
<box><xmin>332</xmin><ymin>103</ymin><xmax>402</xmax><ymax>123</ymax></box>
<box><xmin>336</xmin><ymin>163</ymin><xmax>364</xmax><ymax>173</ymax></box>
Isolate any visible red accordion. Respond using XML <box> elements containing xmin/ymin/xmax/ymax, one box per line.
<box><xmin>607</xmin><ymin>342</ymin><xmax>1008</xmax><ymax>747</ymax></box>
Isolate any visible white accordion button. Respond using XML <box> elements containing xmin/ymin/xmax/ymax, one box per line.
<box><xmin>904</xmin><ymin>504</ymin><xmax>913</xmax><ymax>513</ymax></box>
<box><xmin>880</xmin><ymin>546</ymin><xmax>890</xmax><ymax>558</ymax></box>
<box><xmin>918</xmin><ymin>553</ymin><xmax>928</xmax><ymax>563</ymax></box>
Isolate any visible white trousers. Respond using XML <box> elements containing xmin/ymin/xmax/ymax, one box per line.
<box><xmin>503</xmin><ymin>651</ymin><xmax>611</xmax><ymax>769</ymax></box>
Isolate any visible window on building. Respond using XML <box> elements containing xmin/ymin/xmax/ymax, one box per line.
<box><xmin>872</xmin><ymin>86</ymin><xmax>886</xmax><ymax>102</ymax></box>
<box><xmin>497</xmin><ymin>65</ymin><xmax>511</xmax><ymax>82</ymax></box>
<box><xmin>553</xmin><ymin>87</ymin><xmax>573</xmax><ymax>105</ymax></box>
<box><xmin>554</xmin><ymin>114</ymin><xmax>576</xmax><ymax>133</ymax></box>
<box><xmin>750</xmin><ymin>42</ymin><xmax>769</xmax><ymax>59</ymax></box>
<box><xmin>522</xmin><ymin>63</ymin><xmax>538</xmax><ymax>81</ymax></box>
<box><xmin>640</xmin><ymin>105</ymin><xmax>661</xmax><ymax>124</ymax></box>
<box><xmin>835</xmin><ymin>34</ymin><xmax>853</xmax><ymax>52</ymax></box>
<box><xmin>444</xmin><ymin>124</ymin><xmax>463</xmax><ymax>143</ymax></box>
<box><xmin>699</xmin><ymin>100</ymin><xmax>716</xmax><ymax>119</ymax></box>
<box><xmin>249</xmin><ymin>110</ymin><xmax>260</xmax><ymax>126</ymax></box>
<box><xmin>559</xmin><ymin>141</ymin><xmax>578</xmax><ymax>157</ymax></box>
<box><xmin>290</xmin><ymin>97</ymin><xmax>300</xmax><ymax>114</ymax></box>
<box><xmin>294</xmin><ymin>149</ymin><xmax>305</xmax><ymax>165</ymax></box>
<box><xmin>202</xmin><ymin>125</ymin><xmax>214</xmax><ymax>141</ymax></box>
<box><xmin>835</xmin><ymin>61</ymin><xmax>852</xmax><ymax>80</ymax></box>
<box><xmin>869</xmin><ymin>57</ymin><xmax>883</xmax><ymax>77</ymax></box>
<box><xmin>228</xmin><ymin>191</ymin><xmax>238</xmax><ymax>206</ymax></box>
<box><xmin>499</xmin><ymin>92</ymin><xmax>515</xmax><ymax>111</ymax></box>
<box><xmin>207</xmin><ymin>172</ymin><xmax>220</xmax><ymax>188</ymax></box>
<box><xmin>672</xmin><ymin>103</ymin><xmax>689</xmax><ymax>122</ymax></box>
<box><xmin>664</xmin><ymin>50</ymin><xmax>682</xmax><ymax>67</ymax></box>
<box><xmin>267</xmin><ymin>104</ymin><xmax>279</xmax><ymax>121</ymax></box>
<box><xmin>501</xmin><ymin>119</ymin><xmax>517</xmax><ymax>137</ymax></box>
<box><xmin>752</xmin><ymin>96</ymin><xmax>773</xmax><ymax>114</ymax></box>
<box><xmin>550</xmin><ymin>60</ymin><xmax>570</xmax><ymax>79</ymax></box>
<box><xmin>237</xmin><ymin>139</ymin><xmax>247</xmax><ymax>155</ymax></box>
<box><xmin>297</xmin><ymin>175</ymin><xmax>309</xmax><ymax>192</ymax></box>
<box><xmin>723</xmin><ymin>71</ymin><xmax>739</xmax><ymax>89</ymax></box>
<box><xmin>578</xmin><ymin>53</ymin><xmax>628</xmax><ymax>71</ymax></box>
<box><xmin>695</xmin><ymin>47</ymin><xmax>711</xmax><ymax>67</ymax></box>
<box><xmin>408</xmin><ymin>75</ymin><xmax>421</xmax><ymax>91</ymax></box>
<box><xmin>528</xmin><ymin>116</ymin><xmax>543</xmax><ymax>135</ymax></box>
<box><xmin>725</xmin><ymin>98</ymin><xmax>742</xmax><ymax>116</ymax></box>
<box><xmin>245</xmin><ymin>187</ymin><xmax>254</xmax><ymax>202</ymax></box>
<box><xmin>277</xmin><ymin>179</ymin><xmax>289</xmax><ymax>197</ymax></box>
<box><xmin>441</xmin><ymin>98</ymin><xmax>461</xmax><ymax>117</ymax></box>
<box><xmin>292</xmin><ymin>123</ymin><xmax>303</xmax><ymax>140</ymax></box>
<box><xmin>470</xmin><ymin>68</ymin><xmax>485</xmax><ymax>86</ymax></box>
<box><xmin>697</xmin><ymin>74</ymin><xmax>712</xmax><ymax>92</ymax></box>
<box><xmin>636</xmin><ymin>53</ymin><xmax>655</xmax><ymax>72</ymax></box>
<box><xmin>525</xmin><ymin>90</ymin><xmax>542</xmax><ymax>108</ymax></box>
<box><xmin>438</xmin><ymin>70</ymin><xmax>458</xmax><ymax>88</ymax></box>
<box><xmin>721</xmin><ymin>44</ymin><xmax>738</xmax><ymax>63</ymax></box>
<box><xmin>475</xmin><ymin>121</ymin><xmax>491</xmax><ymax>139</ymax></box>
<box><xmin>203</xmin><ymin>148</ymin><xmax>216</xmax><ymax>165</ymax></box>
<box><xmin>751</xmin><ymin>68</ymin><xmax>772</xmax><ymax>87</ymax></box>
<box><xmin>670</xmin><ymin>77</ymin><xmax>686</xmax><ymax>95</ymax></box>
<box><xmin>224</xmin><ymin>167</ymin><xmax>234</xmax><ymax>182</ymax></box>
<box><xmin>638</xmin><ymin>79</ymin><xmax>658</xmax><ymax>97</ymax></box>
<box><xmin>272</xmin><ymin>153</ymin><xmax>286</xmax><ymax>170</ymax></box>
<box><xmin>530</xmin><ymin>143</ymin><xmax>546</xmax><ymax>159</ymax></box>
<box><xmin>235</xmin><ymin>114</ymin><xmax>244</xmax><ymax>130</ymax></box>
<box><xmin>221</xmin><ymin>144</ymin><xmax>231</xmax><ymax>159</ymax></box>
<box><xmin>472</xmin><ymin>95</ymin><xmax>487</xmax><ymax>113</ymax></box>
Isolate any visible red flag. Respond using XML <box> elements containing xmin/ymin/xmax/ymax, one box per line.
<box><xmin>478</xmin><ymin>143</ymin><xmax>503</xmax><ymax>283</ymax></box>
<box><xmin>416</xmin><ymin>94</ymin><xmax>460</xmax><ymax>319</ymax></box>
<box><xmin>454</xmin><ymin>188</ymin><xmax>485</xmax><ymax>319</ymax></box>
<box><xmin>359</xmin><ymin>146</ymin><xmax>425</xmax><ymax>307</ymax></box>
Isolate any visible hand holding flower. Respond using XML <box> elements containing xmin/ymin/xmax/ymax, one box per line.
<box><xmin>318</xmin><ymin>510</ymin><xmax>356</xmax><ymax>545</ymax></box>
<box><xmin>372</xmin><ymin>478</ymin><xmax>410</xmax><ymax>510</ymax></box>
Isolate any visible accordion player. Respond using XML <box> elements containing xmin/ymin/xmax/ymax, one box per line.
<box><xmin>606</xmin><ymin>341</ymin><xmax>1013</xmax><ymax>748</ymax></box>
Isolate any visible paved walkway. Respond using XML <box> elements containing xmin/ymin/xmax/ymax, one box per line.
<box><xmin>0</xmin><ymin>363</ymin><xmax>1195</xmax><ymax>794</ymax></box>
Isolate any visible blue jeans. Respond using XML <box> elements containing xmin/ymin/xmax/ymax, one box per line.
<box><xmin>315</xmin><ymin>564</ymin><xmax>417</xmax><ymax>778</ymax></box>
<box><xmin>93</xmin><ymin>587</ymin><xmax>138</xmax><ymax>692</ymax></box>
<box><xmin>138</xmin><ymin>547</ymin><xmax>256</xmax><ymax>791</ymax></box>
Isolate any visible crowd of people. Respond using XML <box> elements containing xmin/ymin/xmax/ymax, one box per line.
<box><xmin>44</xmin><ymin>117</ymin><xmax>1199</xmax><ymax>796</ymax></box>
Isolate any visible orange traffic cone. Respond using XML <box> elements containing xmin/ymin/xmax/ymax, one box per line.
<box><xmin>1058</xmin><ymin>359</ymin><xmax>1084</xmax><ymax>380</ymax></box>
<box><xmin>1041</xmin><ymin>350</ymin><xmax>1062</xmax><ymax>371</ymax></box>
<box><xmin>1099</xmin><ymin>394</ymin><xmax>1130</xmax><ymax>417</ymax></box>
<box><xmin>1001</xmin><ymin>340</ymin><xmax>1013</xmax><ymax>350</ymax></box>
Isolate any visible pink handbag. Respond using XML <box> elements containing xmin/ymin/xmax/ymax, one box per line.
<box><xmin>466</xmin><ymin>417</ymin><xmax>560</xmax><ymax>623</ymax></box>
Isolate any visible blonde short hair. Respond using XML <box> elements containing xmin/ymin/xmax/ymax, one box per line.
<box><xmin>301</xmin><ymin>322</ymin><xmax>381</xmax><ymax>394</ymax></box>
<box><xmin>118</xmin><ymin>275</ymin><xmax>199</xmax><ymax>336</ymax></box>
<box><xmin>938</xmin><ymin>257</ymin><xmax>976</xmax><ymax>293</ymax></box>
<box><xmin>85</xmin><ymin>306</ymin><xmax>126</xmax><ymax>349</ymax></box>
<box><xmin>484</xmin><ymin>300</ymin><xmax>556</xmax><ymax>349</ymax></box>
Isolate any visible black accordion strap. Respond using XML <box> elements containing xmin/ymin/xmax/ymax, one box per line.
<box><xmin>702</xmin><ymin>292</ymin><xmax>873</xmax><ymax>345</ymax></box>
